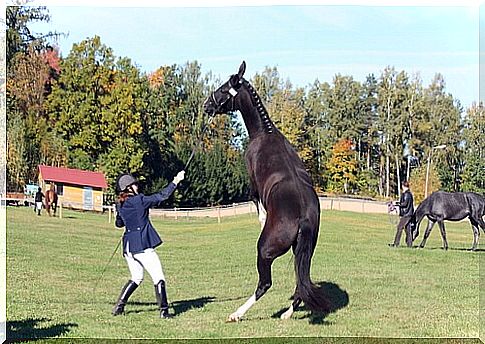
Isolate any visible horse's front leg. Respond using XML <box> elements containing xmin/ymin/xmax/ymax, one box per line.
<box><xmin>437</xmin><ymin>221</ymin><xmax>448</xmax><ymax>250</ymax></box>
<box><xmin>419</xmin><ymin>219</ymin><xmax>436</xmax><ymax>248</ymax></box>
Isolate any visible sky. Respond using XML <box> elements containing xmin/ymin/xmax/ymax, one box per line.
<box><xmin>26</xmin><ymin>2</ymin><xmax>480</xmax><ymax>109</ymax></box>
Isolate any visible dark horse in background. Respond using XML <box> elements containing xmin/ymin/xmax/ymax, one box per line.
<box><xmin>45</xmin><ymin>184</ymin><xmax>58</xmax><ymax>217</ymax></box>
<box><xmin>204</xmin><ymin>62</ymin><xmax>329</xmax><ymax>321</ymax></box>
<box><xmin>412</xmin><ymin>191</ymin><xmax>485</xmax><ymax>251</ymax></box>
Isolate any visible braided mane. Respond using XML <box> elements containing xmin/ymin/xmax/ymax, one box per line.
<box><xmin>243</xmin><ymin>79</ymin><xmax>274</xmax><ymax>134</ymax></box>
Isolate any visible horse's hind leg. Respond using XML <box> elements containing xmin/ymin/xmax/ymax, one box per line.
<box><xmin>437</xmin><ymin>221</ymin><xmax>448</xmax><ymax>250</ymax></box>
<box><xmin>470</xmin><ymin>218</ymin><xmax>481</xmax><ymax>251</ymax></box>
<box><xmin>419</xmin><ymin>219</ymin><xmax>436</xmax><ymax>248</ymax></box>
<box><xmin>281</xmin><ymin>293</ymin><xmax>302</xmax><ymax>320</ymax></box>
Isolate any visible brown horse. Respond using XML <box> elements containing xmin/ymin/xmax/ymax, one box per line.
<box><xmin>45</xmin><ymin>184</ymin><xmax>58</xmax><ymax>217</ymax></box>
<box><xmin>204</xmin><ymin>62</ymin><xmax>329</xmax><ymax>321</ymax></box>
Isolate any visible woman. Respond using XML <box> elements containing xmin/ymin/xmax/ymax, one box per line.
<box><xmin>112</xmin><ymin>170</ymin><xmax>185</xmax><ymax>318</ymax></box>
<box><xmin>34</xmin><ymin>187</ymin><xmax>44</xmax><ymax>216</ymax></box>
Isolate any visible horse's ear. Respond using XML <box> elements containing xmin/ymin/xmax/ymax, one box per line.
<box><xmin>237</xmin><ymin>61</ymin><xmax>246</xmax><ymax>79</ymax></box>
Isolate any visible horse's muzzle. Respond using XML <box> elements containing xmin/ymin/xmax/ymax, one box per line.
<box><xmin>203</xmin><ymin>97</ymin><xmax>217</xmax><ymax>116</ymax></box>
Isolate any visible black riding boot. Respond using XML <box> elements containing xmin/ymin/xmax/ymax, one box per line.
<box><xmin>112</xmin><ymin>280</ymin><xmax>138</xmax><ymax>316</ymax></box>
<box><xmin>154</xmin><ymin>280</ymin><xmax>172</xmax><ymax>318</ymax></box>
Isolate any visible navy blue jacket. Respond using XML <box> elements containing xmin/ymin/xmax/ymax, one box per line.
<box><xmin>115</xmin><ymin>182</ymin><xmax>177</xmax><ymax>254</ymax></box>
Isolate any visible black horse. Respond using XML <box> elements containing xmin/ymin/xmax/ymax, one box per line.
<box><xmin>412</xmin><ymin>191</ymin><xmax>485</xmax><ymax>251</ymax></box>
<box><xmin>204</xmin><ymin>61</ymin><xmax>329</xmax><ymax>321</ymax></box>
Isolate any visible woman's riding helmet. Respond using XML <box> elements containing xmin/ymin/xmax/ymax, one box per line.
<box><xmin>116</xmin><ymin>173</ymin><xmax>138</xmax><ymax>194</ymax></box>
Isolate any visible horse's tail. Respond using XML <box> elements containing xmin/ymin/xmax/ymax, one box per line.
<box><xmin>294</xmin><ymin>218</ymin><xmax>330</xmax><ymax>313</ymax></box>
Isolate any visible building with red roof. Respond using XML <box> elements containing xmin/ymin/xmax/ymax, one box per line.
<box><xmin>38</xmin><ymin>165</ymin><xmax>108</xmax><ymax>211</ymax></box>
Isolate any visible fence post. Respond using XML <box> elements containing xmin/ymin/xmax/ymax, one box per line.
<box><xmin>59</xmin><ymin>201</ymin><xmax>63</xmax><ymax>219</ymax></box>
<box><xmin>174</xmin><ymin>207</ymin><xmax>178</xmax><ymax>220</ymax></box>
<box><xmin>108</xmin><ymin>204</ymin><xmax>112</xmax><ymax>223</ymax></box>
<box><xmin>218</xmin><ymin>206</ymin><xmax>221</xmax><ymax>224</ymax></box>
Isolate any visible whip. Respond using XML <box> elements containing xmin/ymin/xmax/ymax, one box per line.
<box><xmin>183</xmin><ymin>115</ymin><xmax>214</xmax><ymax>170</ymax></box>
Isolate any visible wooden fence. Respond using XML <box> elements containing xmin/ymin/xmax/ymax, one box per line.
<box><xmin>2</xmin><ymin>196</ymin><xmax>392</xmax><ymax>224</ymax></box>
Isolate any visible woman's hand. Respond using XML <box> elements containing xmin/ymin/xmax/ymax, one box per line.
<box><xmin>173</xmin><ymin>170</ymin><xmax>185</xmax><ymax>185</ymax></box>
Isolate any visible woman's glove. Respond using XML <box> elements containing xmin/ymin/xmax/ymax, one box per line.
<box><xmin>172</xmin><ymin>170</ymin><xmax>185</xmax><ymax>185</ymax></box>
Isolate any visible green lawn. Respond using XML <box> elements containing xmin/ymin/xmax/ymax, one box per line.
<box><xmin>5</xmin><ymin>206</ymin><xmax>482</xmax><ymax>341</ymax></box>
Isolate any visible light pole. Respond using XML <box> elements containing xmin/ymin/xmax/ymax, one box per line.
<box><xmin>425</xmin><ymin>144</ymin><xmax>446</xmax><ymax>198</ymax></box>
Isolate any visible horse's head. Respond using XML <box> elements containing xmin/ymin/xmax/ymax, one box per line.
<box><xmin>203</xmin><ymin>61</ymin><xmax>246</xmax><ymax>115</ymax></box>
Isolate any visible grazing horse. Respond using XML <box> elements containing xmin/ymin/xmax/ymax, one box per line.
<box><xmin>203</xmin><ymin>61</ymin><xmax>329</xmax><ymax>322</ymax></box>
<box><xmin>45</xmin><ymin>184</ymin><xmax>58</xmax><ymax>217</ymax></box>
<box><xmin>412</xmin><ymin>191</ymin><xmax>485</xmax><ymax>250</ymax></box>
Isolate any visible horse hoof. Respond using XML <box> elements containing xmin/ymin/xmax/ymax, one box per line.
<box><xmin>280</xmin><ymin>310</ymin><xmax>293</xmax><ymax>320</ymax></box>
<box><xmin>226</xmin><ymin>314</ymin><xmax>241</xmax><ymax>323</ymax></box>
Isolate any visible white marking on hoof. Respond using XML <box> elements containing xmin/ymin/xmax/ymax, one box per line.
<box><xmin>227</xmin><ymin>294</ymin><xmax>256</xmax><ymax>323</ymax></box>
<box><xmin>280</xmin><ymin>305</ymin><xmax>294</xmax><ymax>320</ymax></box>
<box><xmin>226</xmin><ymin>312</ymin><xmax>242</xmax><ymax>322</ymax></box>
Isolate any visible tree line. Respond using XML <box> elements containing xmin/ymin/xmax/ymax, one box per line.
<box><xmin>6</xmin><ymin>6</ymin><xmax>485</xmax><ymax>206</ymax></box>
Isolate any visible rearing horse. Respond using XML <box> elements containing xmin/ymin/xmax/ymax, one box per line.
<box><xmin>204</xmin><ymin>61</ymin><xmax>329</xmax><ymax>322</ymax></box>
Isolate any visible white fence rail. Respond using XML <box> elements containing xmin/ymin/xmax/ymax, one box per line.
<box><xmin>2</xmin><ymin>197</ymin><xmax>391</xmax><ymax>223</ymax></box>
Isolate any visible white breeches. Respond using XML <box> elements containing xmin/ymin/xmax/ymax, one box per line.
<box><xmin>124</xmin><ymin>248</ymin><xmax>165</xmax><ymax>285</ymax></box>
<box><xmin>36</xmin><ymin>202</ymin><xmax>43</xmax><ymax>211</ymax></box>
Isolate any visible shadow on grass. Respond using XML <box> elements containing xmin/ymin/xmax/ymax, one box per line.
<box><xmin>171</xmin><ymin>296</ymin><xmax>216</xmax><ymax>316</ymax></box>
<box><xmin>125</xmin><ymin>296</ymin><xmax>216</xmax><ymax>316</ymax></box>
<box><xmin>449</xmin><ymin>247</ymin><xmax>485</xmax><ymax>252</ymax></box>
<box><xmin>272</xmin><ymin>281</ymin><xmax>349</xmax><ymax>325</ymax></box>
<box><xmin>6</xmin><ymin>317</ymin><xmax>78</xmax><ymax>342</ymax></box>
<box><xmin>422</xmin><ymin>246</ymin><xmax>485</xmax><ymax>252</ymax></box>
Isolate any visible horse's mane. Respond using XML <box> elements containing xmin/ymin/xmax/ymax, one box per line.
<box><xmin>243</xmin><ymin>79</ymin><xmax>274</xmax><ymax>134</ymax></box>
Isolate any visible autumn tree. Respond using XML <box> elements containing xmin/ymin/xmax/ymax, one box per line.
<box><xmin>326</xmin><ymin>139</ymin><xmax>359</xmax><ymax>194</ymax></box>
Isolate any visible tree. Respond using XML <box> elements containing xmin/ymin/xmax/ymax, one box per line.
<box><xmin>419</xmin><ymin>75</ymin><xmax>462</xmax><ymax>192</ymax></box>
<box><xmin>461</xmin><ymin>103</ymin><xmax>485</xmax><ymax>193</ymax></box>
<box><xmin>47</xmin><ymin>36</ymin><xmax>147</xmax><ymax>190</ymax></box>
<box><xmin>6</xmin><ymin>6</ymin><xmax>59</xmax><ymax>72</ymax></box>
<box><xmin>303</xmin><ymin>80</ymin><xmax>332</xmax><ymax>191</ymax></box>
<box><xmin>6</xmin><ymin>111</ymin><xmax>27</xmax><ymax>191</ymax></box>
<box><xmin>326</xmin><ymin>139</ymin><xmax>359</xmax><ymax>194</ymax></box>
<box><xmin>411</xmin><ymin>164</ymin><xmax>441</xmax><ymax>204</ymax></box>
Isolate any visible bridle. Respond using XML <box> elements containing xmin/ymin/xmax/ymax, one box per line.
<box><xmin>207</xmin><ymin>78</ymin><xmax>242</xmax><ymax>115</ymax></box>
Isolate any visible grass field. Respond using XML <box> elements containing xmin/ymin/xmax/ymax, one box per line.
<box><xmin>5</xmin><ymin>206</ymin><xmax>483</xmax><ymax>341</ymax></box>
